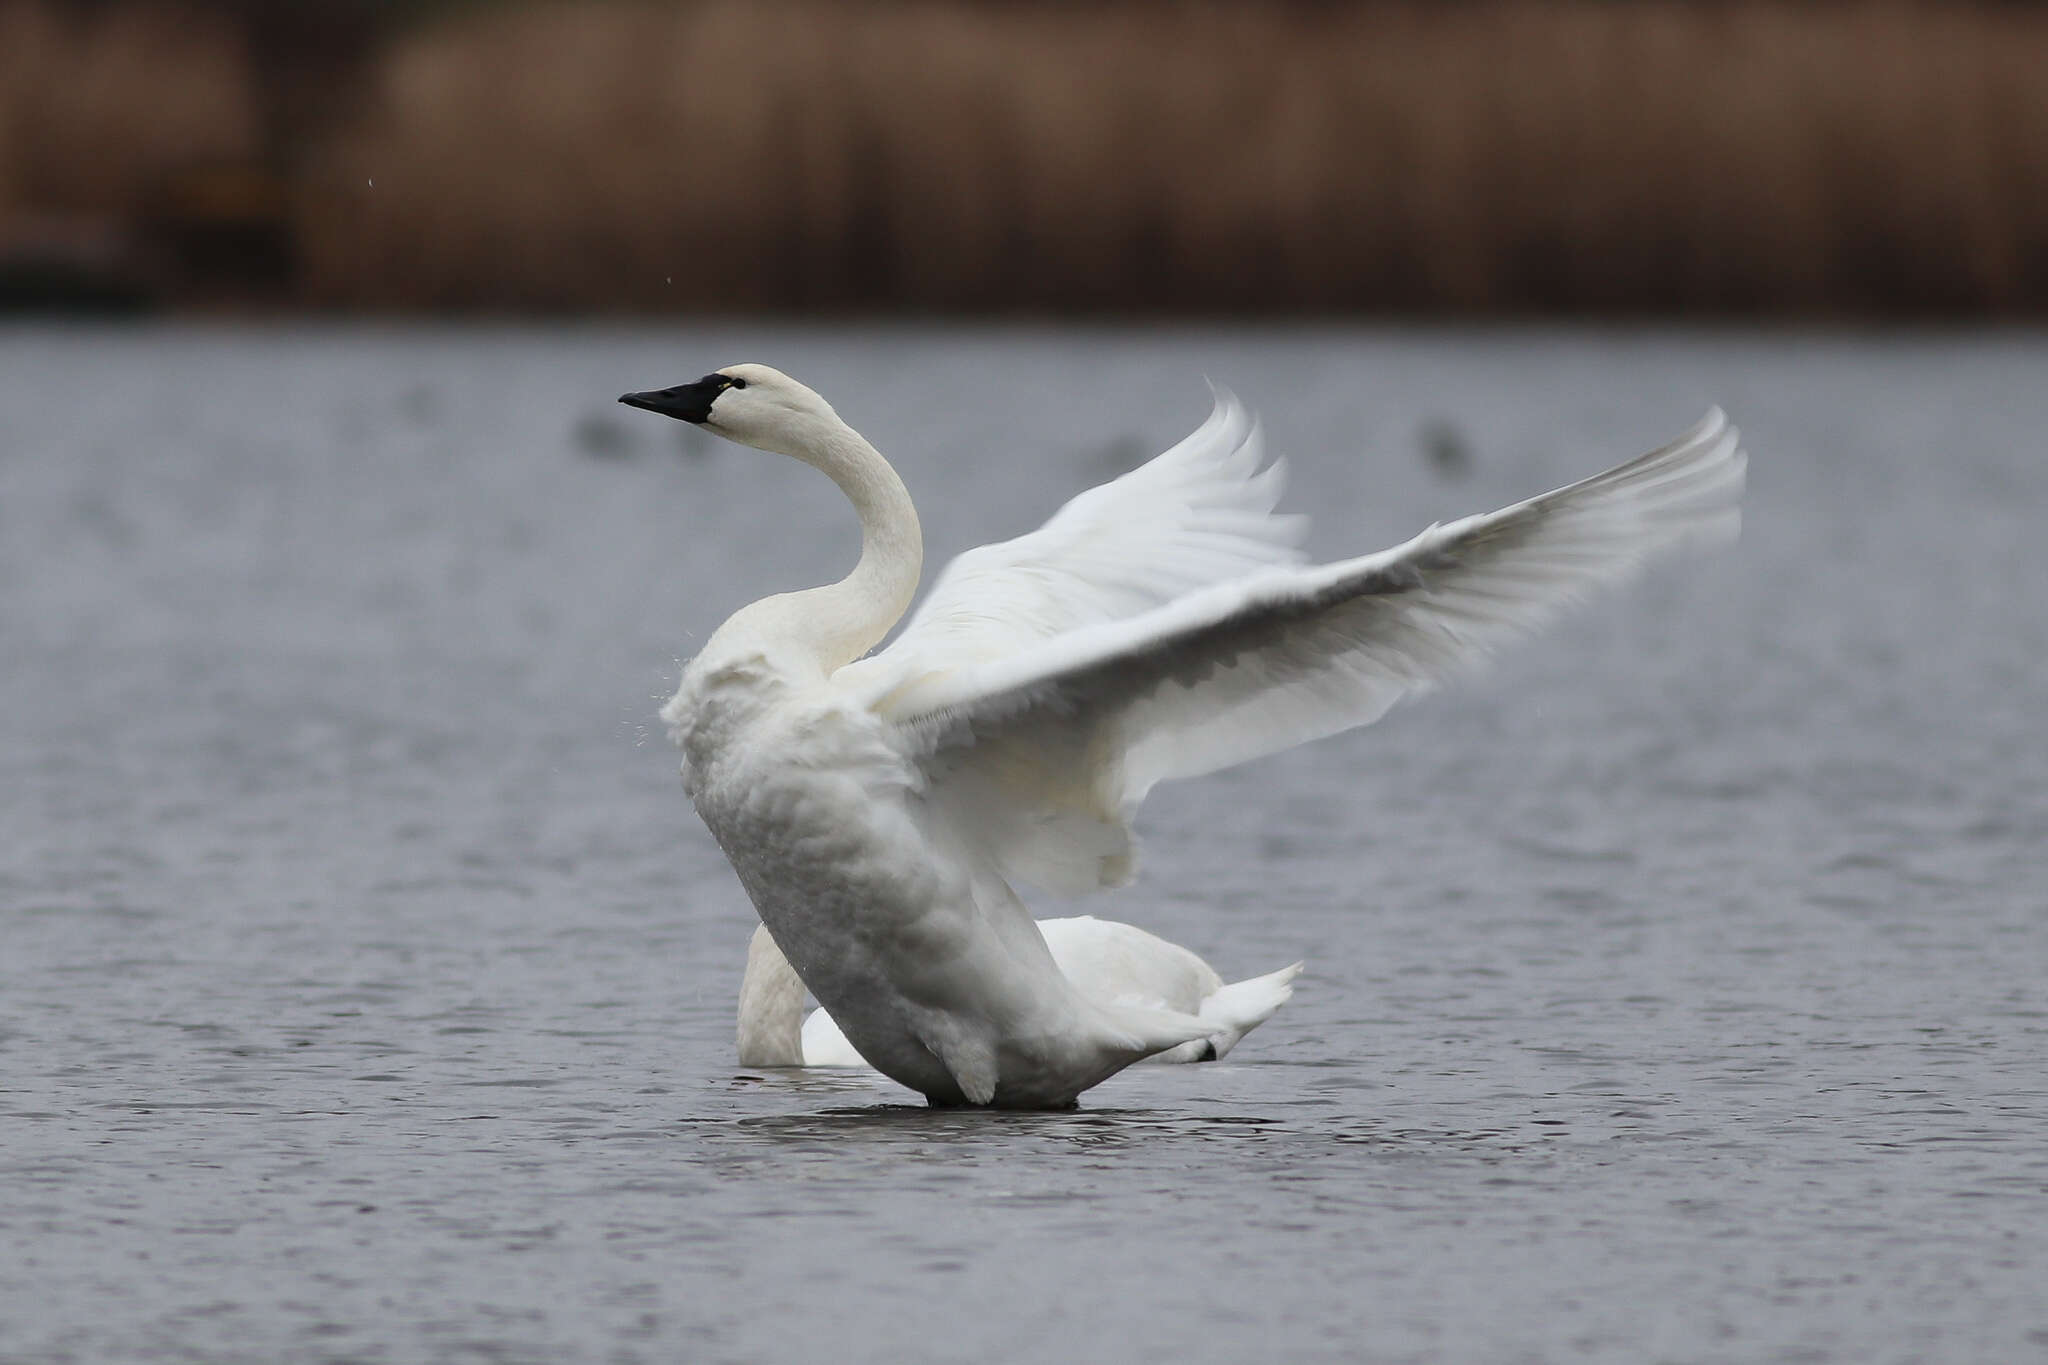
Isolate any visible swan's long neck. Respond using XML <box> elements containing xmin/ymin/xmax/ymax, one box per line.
<box><xmin>728</xmin><ymin>417</ymin><xmax>923</xmax><ymax>675</ymax></box>
<box><xmin>736</xmin><ymin>922</ymin><xmax>807</xmax><ymax>1066</ymax></box>
<box><xmin>806</xmin><ymin>422</ymin><xmax>923</xmax><ymax>667</ymax></box>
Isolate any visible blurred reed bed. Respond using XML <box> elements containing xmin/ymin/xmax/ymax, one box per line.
<box><xmin>0</xmin><ymin>2</ymin><xmax>255</xmax><ymax>219</ymax></box>
<box><xmin>5</xmin><ymin>0</ymin><xmax>2048</xmax><ymax>315</ymax></box>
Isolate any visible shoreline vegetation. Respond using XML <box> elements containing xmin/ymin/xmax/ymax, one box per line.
<box><xmin>3</xmin><ymin>0</ymin><xmax>2045</xmax><ymax>316</ymax></box>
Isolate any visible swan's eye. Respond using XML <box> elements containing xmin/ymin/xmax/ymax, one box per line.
<box><xmin>728</xmin><ymin>376</ymin><xmax>749</xmax><ymax>390</ymax></box>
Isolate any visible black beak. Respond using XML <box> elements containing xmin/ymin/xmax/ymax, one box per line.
<box><xmin>619</xmin><ymin>375</ymin><xmax>726</xmax><ymax>424</ymax></box>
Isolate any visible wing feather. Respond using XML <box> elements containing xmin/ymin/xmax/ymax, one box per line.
<box><xmin>871</xmin><ymin>408</ymin><xmax>1745</xmax><ymax>892</ymax></box>
<box><xmin>851</xmin><ymin>387</ymin><xmax>1307</xmax><ymax>688</ymax></box>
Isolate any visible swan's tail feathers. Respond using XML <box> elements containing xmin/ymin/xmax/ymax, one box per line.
<box><xmin>1196</xmin><ymin>961</ymin><xmax>1304</xmax><ymax>1060</ymax></box>
<box><xmin>1098</xmin><ymin>1000</ymin><xmax>1219</xmax><ymax>1064</ymax></box>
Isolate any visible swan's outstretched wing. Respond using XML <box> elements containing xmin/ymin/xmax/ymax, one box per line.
<box><xmin>868</xmin><ymin>409</ymin><xmax>1745</xmax><ymax>893</ymax></box>
<box><xmin>844</xmin><ymin>389</ymin><xmax>1305</xmax><ymax>701</ymax></box>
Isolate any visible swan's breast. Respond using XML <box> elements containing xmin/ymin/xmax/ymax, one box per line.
<box><xmin>674</xmin><ymin>661</ymin><xmax>943</xmax><ymax>927</ymax></box>
<box><xmin>668</xmin><ymin>652</ymin><xmax>1018</xmax><ymax>1098</ymax></box>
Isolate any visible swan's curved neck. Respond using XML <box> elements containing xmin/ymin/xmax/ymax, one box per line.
<box><xmin>724</xmin><ymin>418</ymin><xmax>923</xmax><ymax>675</ymax></box>
<box><xmin>736</xmin><ymin>922</ymin><xmax>807</xmax><ymax>1066</ymax></box>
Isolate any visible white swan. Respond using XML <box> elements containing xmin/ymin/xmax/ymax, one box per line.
<box><xmin>620</xmin><ymin>365</ymin><xmax>1744</xmax><ymax>1109</ymax></box>
<box><xmin>737</xmin><ymin>916</ymin><xmax>1304</xmax><ymax>1068</ymax></box>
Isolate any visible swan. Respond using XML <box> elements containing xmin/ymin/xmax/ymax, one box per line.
<box><xmin>737</xmin><ymin>916</ymin><xmax>1304</xmax><ymax>1068</ymax></box>
<box><xmin>619</xmin><ymin>365</ymin><xmax>1744</xmax><ymax>1109</ymax></box>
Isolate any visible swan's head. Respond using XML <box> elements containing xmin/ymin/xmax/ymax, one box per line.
<box><xmin>618</xmin><ymin>363</ymin><xmax>838</xmax><ymax>456</ymax></box>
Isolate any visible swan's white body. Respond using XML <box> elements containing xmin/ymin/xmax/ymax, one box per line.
<box><xmin>736</xmin><ymin>916</ymin><xmax>1303</xmax><ymax>1068</ymax></box>
<box><xmin>624</xmin><ymin>364</ymin><xmax>1744</xmax><ymax>1109</ymax></box>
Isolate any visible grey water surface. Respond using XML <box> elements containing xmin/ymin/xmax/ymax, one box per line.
<box><xmin>3</xmin><ymin>324</ymin><xmax>2045</xmax><ymax>1364</ymax></box>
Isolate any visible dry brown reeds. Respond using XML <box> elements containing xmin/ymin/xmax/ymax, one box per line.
<box><xmin>6</xmin><ymin>0</ymin><xmax>2048</xmax><ymax>315</ymax></box>
<box><xmin>0</xmin><ymin>1</ymin><xmax>256</xmax><ymax>218</ymax></box>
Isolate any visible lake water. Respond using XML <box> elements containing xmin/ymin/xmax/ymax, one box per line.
<box><xmin>3</xmin><ymin>324</ymin><xmax>2044</xmax><ymax>1364</ymax></box>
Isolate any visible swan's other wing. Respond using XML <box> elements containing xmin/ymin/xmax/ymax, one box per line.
<box><xmin>875</xmin><ymin>409</ymin><xmax>1745</xmax><ymax>893</ymax></box>
<box><xmin>799</xmin><ymin>1007</ymin><xmax>872</xmax><ymax>1068</ymax></box>
<box><xmin>842</xmin><ymin>387</ymin><xmax>1306</xmax><ymax>704</ymax></box>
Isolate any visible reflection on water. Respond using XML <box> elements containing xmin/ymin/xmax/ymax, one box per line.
<box><xmin>725</xmin><ymin>1103</ymin><xmax>1295</xmax><ymax>1153</ymax></box>
<box><xmin>3</xmin><ymin>325</ymin><xmax>2047</xmax><ymax>1364</ymax></box>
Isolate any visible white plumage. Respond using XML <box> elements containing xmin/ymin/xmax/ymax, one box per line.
<box><xmin>736</xmin><ymin>916</ymin><xmax>1303</xmax><ymax>1068</ymax></box>
<box><xmin>619</xmin><ymin>365</ymin><xmax>1744</xmax><ymax>1109</ymax></box>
